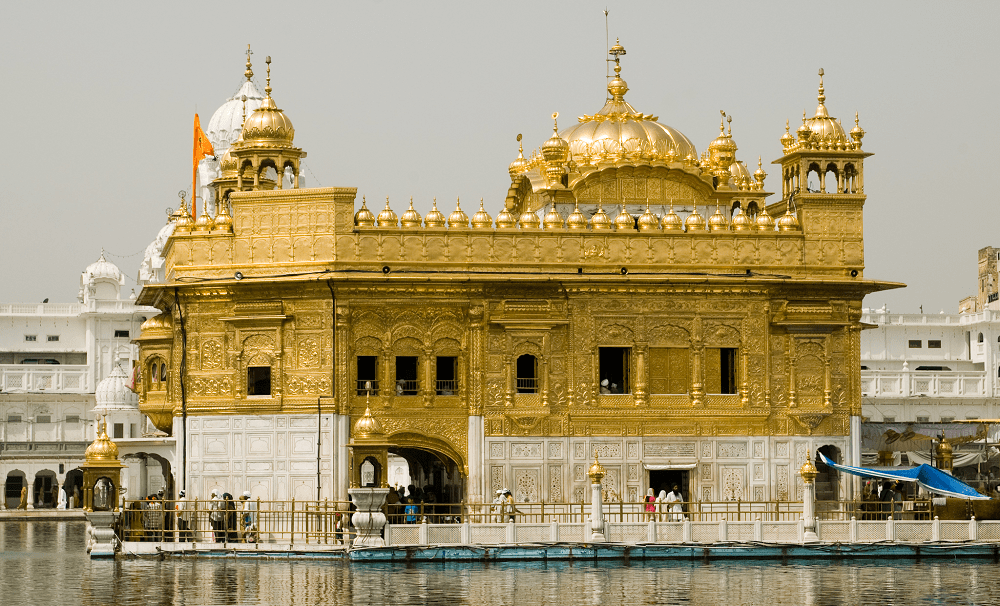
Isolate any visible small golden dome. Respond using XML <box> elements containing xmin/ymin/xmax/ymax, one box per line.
<box><xmin>780</xmin><ymin>120</ymin><xmax>795</xmax><ymax>150</ymax></box>
<box><xmin>447</xmin><ymin>197</ymin><xmax>469</xmax><ymax>229</ymax></box>
<box><xmin>685</xmin><ymin>203</ymin><xmax>706</xmax><ymax>231</ymax></box>
<box><xmin>240</xmin><ymin>58</ymin><xmax>295</xmax><ymax>148</ymax></box>
<box><xmin>731</xmin><ymin>208</ymin><xmax>753</xmax><ymax>232</ymax></box>
<box><xmin>729</xmin><ymin>161</ymin><xmax>753</xmax><ymax>191</ymax></box>
<box><xmin>495</xmin><ymin>205</ymin><xmax>517</xmax><ymax>229</ymax></box>
<box><xmin>850</xmin><ymin>112</ymin><xmax>865</xmax><ymax>145</ymax></box>
<box><xmin>588</xmin><ymin>457</ymin><xmax>606</xmax><ymax>482</ymax></box>
<box><xmin>637</xmin><ymin>203</ymin><xmax>659</xmax><ymax>232</ymax></box>
<box><xmin>354</xmin><ymin>196</ymin><xmax>376</xmax><ymax>227</ymax></box>
<box><xmin>753</xmin><ymin>157</ymin><xmax>767</xmax><ymax>188</ymax></box>
<box><xmin>508</xmin><ymin>137</ymin><xmax>528</xmax><ymax>177</ymax></box>
<box><xmin>708</xmin><ymin>203</ymin><xmax>729</xmax><ymax>231</ymax></box>
<box><xmin>799</xmin><ymin>452</ymin><xmax>818</xmax><ymax>481</ymax></box>
<box><xmin>377</xmin><ymin>198</ymin><xmax>398</xmax><ymax>228</ymax></box>
<box><xmin>352</xmin><ymin>406</ymin><xmax>385</xmax><ymax>439</ymax></box>
<box><xmin>193</xmin><ymin>206</ymin><xmax>213</xmax><ymax>232</ymax></box>
<box><xmin>85</xmin><ymin>418</ymin><xmax>120</xmax><ymax>464</ymax></box>
<box><xmin>141</xmin><ymin>312</ymin><xmax>173</xmax><ymax>332</ymax></box>
<box><xmin>565</xmin><ymin>203</ymin><xmax>587</xmax><ymax>230</ymax></box>
<box><xmin>755</xmin><ymin>209</ymin><xmax>775</xmax><ymax>231</ymax></box>
<box><xmin>400</xmin><ymin>197</ymin><xmax>422</xmax><ymax>228</ymax></box>
<box><xmin>661</xmin><ymin>200</ymin><xmax>683</xmax><ymax>231</ymax></box>
<box><xmin>796</xmin><ymin>113</ymin><xmax>812</xmax><ymax>143</ymax></box>
<box><xmin>212</xmin><ymin>203</ymin><xmax>233</xmax><ymax>232</ymax></box>
<box><xmin>220</xmin><ymin>149</ymin><xmax>238</xmax><ymax>177</ymax></box>
<box><xmin>777</xmin><ymin>208</ymin><xmax>800</xmax><ymax>231</ymax></box>
<box><xmin>471</xmin><ymin>199</ymin><xmax>493</xmax><ymax>229</ymax></box>
<box><xmin>543</xmin><ymin>204</ymin><xmax>564</xmax><ymax>229</ymax></box>
<box><xmin>589</xmin><ymin>204</ymin><xmax>612</xmax><ymax>230</ymax></box>
<box><xmin>174</xmin><ymin>200</ymin><xmax>194</xmax><ymax>232</ymax></box>
<box><xmin>614</xmin><ymin>206</ymin><xmax>634</xmax><ymax>231</ymax></box>
<box><xmin>518</xmin><ymin>208</ymin><xmax>540</xmax><ymax>229</ymax></box>
<box><xmin>541</xmin><ymin>114</ymin><xmax>570</xmax><ymax>164</ymax></box>
<box><xmin>708</xmin><ymin>114</ymin><xmax>738</xmax><ymax>168</ymax></box>
<box><xmin>424</xmin><ymin>199</ymin><xmax>446</xmax><ymax>228</ymax></box>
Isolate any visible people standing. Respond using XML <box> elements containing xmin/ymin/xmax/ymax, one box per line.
<box><xmin>655</xmin><ymin>490</ymin><xmax>668</xmax><ymax>522</ymax></box>
<box><xmin>644</xmin><ymin>488</ymin><xmax>656</xmax><ymax>520</ymax></box>
<box><xmin>175</xmin><ymin>490</ymin><xmax>191</xmax><ymax>542</ymax></box>
<box><xmin>239</xmin><ymin>492</ymin><xmax>257</xmax><ymax>543</ymax></box>
<box><xmin>223</xmin><ymin>493</ymin><xmax>238</xmax><ymax>542</ymax></box>
<box><xmin>18</xmin><ymin>486</ymin><xmax>27</xmax><ymax>510</ymax></box>
<box><xmin>492</xmin><ymin>489</ymin><xmax>505</xmax><ymax>523</ymax></box>
<box><xmin>666</xmin><ymin>485</ymin><xmax>684</xmax><ymax>521</ymax></box>
<box><xmin>210</xmin><ymin>489</ymin><xmax>225</xmax><ymax>542</ymax></box>
<box><xmin>502</xmin><ymin>489</ymin><xmax>520</xmax><ymax>523</ymax></box>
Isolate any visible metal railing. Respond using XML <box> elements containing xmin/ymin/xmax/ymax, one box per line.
<box><xmin>394</xmin><ymin>380</ymin><xmax>420</xmax><ymax>396</ymax></box>
<box><xmin>435</xmin><ymin>380</ymin><xmax>458</xmax><ymax>395</ymax></box>
<box><xmin>118</xmin><ymin>498</ymin><xmax>355</xmax><ymax>545</ymax></box>
<box><xmin>516</xmin><ymin>378</ymin><xmax>537</xmax><ymax>393</ymax></box>
<box><xmin>356</xmin><ymin>380</ymin><xmax>379</xmax><ymax>396</ymax></box>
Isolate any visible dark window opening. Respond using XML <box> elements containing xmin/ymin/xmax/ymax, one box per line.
<box><xmin>705</xmin><ymin>348</ymin><xmax>738</xmax><ymax>394</ymax></box>
<box><xmin>436</xmin><ymin>356</ymin><xmax>457</xmax><ymax>395</ymax></box>
<box><xmin>160</xmin><ymin>363</ymin><xmax>167</xmax><ymax>382</ymax></box>
<box><xmin>928</xmin><ymin>340</ymin><xmax>942</xmax><ymax>349</ymax></box>
<box><xmin>357</xmin><ymin>356</ymin><xmax>379</xmax><ymax>395</ymax></box>
<box><xmin>47</xmin><ymin>335</ymin><xmax>60</xmax><ymax>342</ymax></box>
<box><xmin>908</xmin><ymin>340</ymin><xmax>922</xmax><ymax>348</ymax></box>
<box><xmin>247</xmin><ymin>366</ymin><xmax>271</xmax><ymax>396</ymax></box>
<box><xmin>19</xmin><ymin>359</ymin><xmax>60</xmax><ymax>365</ymax></box>
<box><xmin>516</xmin><ymin>354</ymin><xmax>538</xmax><ymax>393</ymax></box>
<box><xmin>599</xmin><ymin>347</ymin><xmax>630</xmax><ymax>394</ymax></box>
<box><xmin>979</xmin><ymin>333</ymin><xmax>985</xmax><ymax>343</ymax></box>
<box><xmin>915</xmin><ymin>366</ymin><xmax>951</xmax><ymax>371</ymax></box>
<box><xmin>36</xmin><ymin>415</ymin><xmax>50</xmax><ymax>424</ymax></box>
<box><xmin>65</xmin><ymin>415</ymin><xmax>80</xmax><ymax>424</ymax></box>
<box><xmin>114</xmin><ymin>330</ymin><xmax>129</xmax><ymax>338</ymax></box>
<box><xmin>113</xmin><ymin>423</ymin><xmax>124</xmax><ymax>439</ymax></box>
<box><xmin>860</xmin><ymin>366</ymin><xmax>869</xmax><ymax>370</ymax></box>
<box><xmin>648</xmin><ymin>348</ymin><xmax>690</xmax><ymax>394</ymax></box>
<box><xmin>395</xmin><ymin>356</ymin><xmax>419</xmax><ymax>395</ymax></box>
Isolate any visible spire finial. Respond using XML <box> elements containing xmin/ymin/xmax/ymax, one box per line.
<box><xmin>785</xmin><ymin>119</ymin><xmax>790</xmax><ymax>134</ymax></box>
<box><xmin>817</xmin><ymin>67</ymin><xmax>825</xmax><ymax>106</ymax></box>
<box><xmin>241</xmin><ymin>94</ymin><xmax>247</xmax><ymax>127</ymax></box>
<box><xmin>727</xmin><ymin>114</ymin><xmax>732</xmax><ymax>137</ymax></box>
<box><xmin>552</xmin><ymin>112</ymin><xmax>559</xmax><ymax>133</ymax></box>
<box><xmin>517</xmin><ymin>133</ymin><xmax>523</xmax><ymax>154</ymax></box>
<box><xmin>719</xmin><ymin>110</ymin><xmax>726</xmax><ymax>134</ymax></box>
<box><xmin>244</xmin><ymin>44</ymin><xmax>253</xmax><ymax>81</ymax></box>
<box><xmin>855</xmin><ymin>111</ymin><xmax>860</xmax><ymax>126</ymax></box>
<box><xmin>265</xmin><ymin>55</ymin><xmax>272</xmax><ymax>98</ymax></box>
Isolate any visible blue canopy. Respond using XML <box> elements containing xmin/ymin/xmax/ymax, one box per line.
<box><xmin>818</xmin><ymin>452</ymin><xmax>990</xmax><ymax>500</ymax></box>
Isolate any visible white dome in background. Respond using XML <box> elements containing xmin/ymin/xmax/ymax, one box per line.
<box><xmin>95</xmin><ymin>365</ymin><xmax>138</xmax><ymax>410</ymax></box>
<box><xmin>207</xmin><ymin>79</ymin><xmax>264</xmax><ymax>155</ymax></box>
<box><xmin>139</xmin><ymin>221</ymin><xmax>176</xmax><ymax>285</ymax></box>
<box><xmin>84</xmin><ymin>251</ymin><xmax>122</xmax><ymax>283</ymax></box>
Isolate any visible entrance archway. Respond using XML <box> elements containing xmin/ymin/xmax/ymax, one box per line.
<box><xmin>64</xmin><ymin>469</ymin><xmax>84</xmax><ymax>508</ymax></box>
<box><xmin>121</xmin><ymin>452</ymin><xmax>174</xmax><ymax>500</ymax></box>
<box><xmin>33</xmin><ymin>470</ymin><xmax>57</xmax><ymax>508</ymax></box>
<box><xmin>388</xmin><ymin>432</ymin><xmax>466</xmax><ymax>521</ymax></box>
<box><xmin>816</xmin><ymin>445</ymin><xmax>842</xmax><ymax>504</ymax></box>
<box><xmin>4</xmin><ymin>471</ymin><xmax>26</xmax><ymax>509</ymax></box>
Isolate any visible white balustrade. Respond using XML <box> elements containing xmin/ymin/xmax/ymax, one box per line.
<box><xmin>0</xmin><ymin>364</ymin><xmax>89</xmax><ymax>393</ymax></box>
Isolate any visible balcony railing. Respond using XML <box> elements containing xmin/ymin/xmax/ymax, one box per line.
<box><xmin>516</xmin><ymin>377</ymin><xmax>538</xmax><ymax>393</ymax></box>
<box><xmin>436</xmin><ymin>380</ymin><xmax>458</xmax><ymax>395</ymax></box>
<box><xmin>393</xmin><ymin>380</ymin><xmax>420</xmax><ymax>396</ymax></box>
<box><xmin>860</xmin><ymin>370</ymin><xmax>987</xmax><ymax>398</ymax></box>
<box><xmin>356</xmin><ymin>380</ymin><xmax>379</xmax><ymax>396</ymax></box>
<box><xmin>0</xmin><ymin>364</ymin><xmax>89</xmax><ymax>393</ymax></box>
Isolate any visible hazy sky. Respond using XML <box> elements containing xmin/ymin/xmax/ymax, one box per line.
<box><xmin>1</xmin><ymin>1</ymin><xmax>995</xmax><ymax>314</ymax></box>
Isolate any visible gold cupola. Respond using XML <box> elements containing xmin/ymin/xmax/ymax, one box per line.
<box><xmin>661</xmin><ymin>200</ymin><xmax>683</xmax><ymax>231</ymax></box>
<box><xmin>353</xmin><ymin>406</ymin><xmax>385</xmax><ymax>439</ymax></box>
<box><xmin>543</xmin><ymin>203</ymin><xmax>564</xmax><ymax>229</ymax></box>
<box><xmin>780</xmin><ymin>120</ymin><xmax>795</xmax><ymax>151</ymax></box>
<box><xmin>731</xmin><ymin>207</ymin><xmax>753</xmax><ymax>231</ymax></box>
<box><xmin>448</xmin><ymin>197</ymin><xmax>469</xmax><ymax>229</ymax></box>
<box><xmin>240</xmin><ymin>58</ymin><xmax>295</xmax><ymax>147</ymax></box>
<box><xmin>85</xmin><ymin>417</ymin><xmax>121</xmax><ymax>464</ymax></box>
<box><xmin>193</xmin><ymin>204</ymin><xmax>213</xmax><ymax>232</ymax></box>
<box><xmin>377</xmin><ymin>197</ymin><xmax>398</xmax><ymax>228</ymax></box>
<box><xmin>614</xmin><ymin>204</ymin><xmax>634</xmax><ymax>231</ymax></box>
<box><xmin>850</xmin><ymin>112</ymin><xmax>866</xmax><ymax>147</ymax></box>
<box><xmin>777</xmin><ymin>207</ymin><xmax>800</xmax><ymax>231</ymax></box>
<box><xmin>519</xmin><ymin>207</ymin><xmax>541</xmax><ymax>229</ymax></box>
<box><xmin>803</xmin><ymin>69</ymin><xmax>849</xmax><ymax>150</ymax></box>
<box><xmin>755</xmin><ymin>208</ymin><xmax>775</xmax><ymax>231</ymax></box>
<box><xmin>541</xmin><ymin>114</ymin><xmax>570</xmax><ymax>164</ymax></box>
<box><xmin>708</xmin><ymin>202</ymin><xmax>729</xmax><ymax>231</ymax></box>
<box><xmin>424</xmin><ymin>198</ymin><xmax>446</xmax><ymax>228</ymax></box>
<box><xmin>796</xmin><ymin>112</ymin><xmax>813</xmax><ymax>145</ymax></box>
<box><xmin>685</xmin><ymin>201</ymin><xmax>707</xmax><ymax>231</ymax></box>
<box><xmin>140</xmin><ymin>311</ymin><xmax>173</xmax><ymax>334</ymax></box>
<box><xmin>565</xmin><ymin>202</ymin><xmax>587</xmax><ymax>230</ymax></box>
<box><xmin>508</xmin><ymin>135</ymin><xmax>528</xmax><ymax>177</ymax></box>
<box><xmin>174</xmin><ymin>195</ymin><xmax>194</xmax><ymax>232</ymax></box>
<box><xmin>637</xmin><ymin>201</ymin><xmax>660</xmax><ymax>232</ymax></box>
<box><xmin>495</xmin><ymin>204</ymin><xmax>517</xmax><ymax>229</ymax></box>
<box><xmin>753</xmin><ymin>157</ymin><xmax>767</xmax><ymax>190</ymax></box>
<box><xmin>354</xmin><ymin>196</ymin><xmax>376</xmax><ymax>227</ymax></box>
<box><xmin>589</xmin><ymin>202</ymin><xmax>612</xmax><ymax>230</ymax></box>
<box><xmin>471</xmin><ymin>198</ymin><xmax>493</xmax><ymax>229</ymax></box>
<box><xmin>400</xmin><ymin>197</ymin><xmax>422</xmax><ymax>228</ymax></box>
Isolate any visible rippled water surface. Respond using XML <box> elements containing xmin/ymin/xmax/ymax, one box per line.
<box><xmin>4</xmin><ymin>521</ymin><xmax>1000</xmax><ymax>605</ymax></box>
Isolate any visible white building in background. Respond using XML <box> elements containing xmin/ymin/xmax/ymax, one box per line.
<box><xmin>0</xmin><ymin>253</ymin><xmax>168</xmax><ymax>509</ymax></box>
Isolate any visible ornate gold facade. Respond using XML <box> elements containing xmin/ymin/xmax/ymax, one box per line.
<box><xmin>136</xmin><ymin>47</ymin><xmax>898</xmax><ymax>502</ymax></box>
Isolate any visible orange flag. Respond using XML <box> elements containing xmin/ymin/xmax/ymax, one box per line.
<box><xmin>192</xmin><ymin>114</ymin><xmax>215</xmax><ymax>218</ymax></box>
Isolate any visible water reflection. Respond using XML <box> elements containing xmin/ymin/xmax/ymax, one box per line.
<box><xmin>2</xmin><ymin>521</ymin><xmax>997</xmax><ymax>605</ymax></box>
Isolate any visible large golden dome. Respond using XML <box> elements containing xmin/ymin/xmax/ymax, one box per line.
<box><xmin>240</xmin><ymin>58</ymin><xmax>295</xmax><ymax>148</ymax></box>
<box><xmin>85</xmin><ymin>418</ymin><xmax>120</xmax><ymax>464</ymax></box>
<box><xmin>802</xmin><ymin>69</ymin><xmax>849</xmax><ymax>149</ymax></box>
<box><xmin>353</xmin><ymin>407</ymin><xmax>384</xmax><ymax>439</ymax></box>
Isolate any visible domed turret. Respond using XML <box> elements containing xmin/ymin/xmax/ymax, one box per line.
<box><xmin>637</xmin><ymin>202</ymin><xmax>659</xmax><ymax>232</ymax></box>
<box><xmin>543</xmin><ymin>203</ymin><xmax>564</xmax><ymax>229</ymax></box>
<box><xmin>753</xmin><ymin>157</ymin><xmax>768</xmax><ymax>190</ymax></box>
<box><xmin>495</xmin><ymin>205</ymin><xmax>517</xmax><ymax>229</ymax></box>
<box><xmin>85</xmin><ymin>417</ymin><xmax>120</xmax><ymax>464</ymax></box>
<box><xmin>589</xmin><ymin>203</ymin><xmax>612</xmax><ymax>230</ymax></box>
<box><xmin>354</xmin><ymin>196</ymin><xmax>376</xmax><ymax>227</ymax></box>
<box><xmin>541</xmin><ymin>114</ymin><xmax>569</xmax><ymax>164</ymax></box>
<box><xmin>779</xmin><ymin>120</ymin><xmax>795</xmax><ymax>151</ymax></box>
<box><xmin>84</xmin><ymin>251</ymin><xmax>122</xmax><ymax>284</ymax></box>
<box><xmin>850</xmin><ymin>112</ymin><xmax>866</xmax><ymax>146</ymax></box>
<box><xmin>776</xmin><ymin>208</ymin><xmax>800</xmax><ymax>231</ymax></box>
<box><xmin>508</xmin><ymin>135</ymin><xmax>528</xmax><ymax>178</ymax></box>
<box><xmin>731</xmin><ymin>208</ymin><xmax>753</xmax><ymax>232</ymax></box>
<box><xmin>471</xmin><ymin>199</ymin><xmax>493</xmax><ymax>229</ymax></box>
<box><xmin>447</xmin><ymin>198</ymin><xmax>469</xmax><ymax>229</ymax></box>
<box><xmin>400</xmin><ymin>198</ymin><xmax>422</xmax><ymax>229</ymax></box>
<box><xmin>173</xmin><ymin>196</ymin><xmax>193</xmax><ymax>232</ymax></box>
<box><xmin>685</xmin><ymin>202</ymin><xmax>706</xmax><ymax>231</ymax></box>
<box><xmin>207</xmin><ymin>47</ymin><xmax>265</xmax><ymax>154</ymax></box>
<box><xmin>518</xmin><ymin>208</ymin><xmax>540</xmax><ymax>229</ymax></box>
<box><xmin>565</xmin><ymin>203</ymin><xmax>587</xmax><ymax>230</ymax></box>
<box><xmin>95</xmin><ymin>365</ymin><xmax>138</xmax><ymax>410</ymax></box>
<box><xmin>661</xmin><ymin>200</ymin><xmax>683</xmax><ymax>231</ymax></box>
<box><xmin>240</xmin><ymin>57</ymin><xmax>295</xmax><ymax>148</ymax></box>
<box><xmin>708</xmin><ymin>203</ymin><xmax>729</xmax><ymax>231</ymax></box>
<box><xmin>755</xmin><ymin>209</ymin><xmax>775</xmax><ymax>231</ymax></box>
<box><xmin>141</xmin><ymin>312</ymin><xmax>173</xmax><ymax>333</ymax></box>
<box><xmin>803</xmin><ymin>69</ymin><xmax>849</xmax><ymax>149</ymax></box>
<box><xmin>614</xmin><ymin>206</ymin><xmax>635</xmax><ymax>231</ymax></box>
<box><xmin>424</xmin><ymin>199</ymin><xmax>446</xmax><ymax>228</ymax></box>
<box><xmin>377</xmin><ymin>199</ymin><xmax>398</xmax><ymax>228</ymax></box>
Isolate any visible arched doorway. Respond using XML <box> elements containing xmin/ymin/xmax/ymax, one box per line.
<box><xmin>816</xmin><ymin>445</ymin><xmax>842</xmax><ymax>506</ymax></box>
<box><xmin>64</xmin><ymin>469</ymin><xmax>84</xmax><ymax>508</ymax></box>
<box><xmin>388</xmin><ymin>432</ymin><xmax>466</xmax><ymax>522</ymax></box>
<box><xmin>4</xmin><ymin>471</ymin><xmax>26</xmax><ymax>509</ymax></box>
<box><xmin>33</xmin><ymin>470</ymin><xmax>58</xmax><ymax>508</ymax></box>
<box><xmin>121</xmin><ymin>452</ymin><xmax>174</xmax><ymax>500</ymax></box>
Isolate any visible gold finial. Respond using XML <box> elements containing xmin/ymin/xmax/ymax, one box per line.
<box><xmin>244</xmin><ymin>45</ymin><xmax>253</xmax><ymax>81</ymax></box>
<box><xmin>786</xmin><ymin>119</ymin><xmax>790</xmax><ymax>133</ymax></box>
<box><xmin>817</xmin><ymin>67</ymin><xmax>825</xmax><ymax>107</ymax></box>
<box><xmin>609</xmin><ymin>37</ymin><xmax>626</xmax><ymax>64</ymax></box>
<box><xmin>802</xmin><ymin>110</ymin><xmax>807</xmax><ymax>124</ymax></box>
<box><xmin>727</xmin><ymin>115</ymin><xmax>732</xmax><ymax>137</ymax></box>
<box><xmin>719</xmin><ymin>110</ymin><xmax>726</xmax><ymax>134</ymax></box>
<box><xmin>241</xmin><ymin>95</ymin><xmax>247</xmax><ymax>127</ymax></box>
<box><xmin>517</xmin><ymin>133</ymin><xmax>523</xmax><ymax>152</ymax></box>
<box><xmin>552</xmin><ymin>112</ymin><xmax>559</xmax><ymax>133</ymax></box>
<box><xmin>265</xmin><ymin>55</ymin><xmax>272</xmax><ymax>98</ymax></box>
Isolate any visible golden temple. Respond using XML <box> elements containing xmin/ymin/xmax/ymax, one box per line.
<box><xmin>135</xmin><ymin>43</ymin><xmax>898</xmax><ymax>505</ymax></box>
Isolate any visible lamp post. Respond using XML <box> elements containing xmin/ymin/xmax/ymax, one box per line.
<box><xmin>345</xmin><ymin>402</ymin><xmax>393</xmax><ymax>547</ymax></box>
<box><xmin>799</xmin><ymin>451</ymin><xmax>819</xmax><ymax>543</ymax></box>
<box><xmin>589</xmin><ymin>457</ymin><xmax>607</xmax><ymax>542</ymax></box>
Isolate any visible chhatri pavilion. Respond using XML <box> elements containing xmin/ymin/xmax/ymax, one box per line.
<box><xmin>135</xmin><ymin>43</ymin><xmax>896</xmax><ymax>506</ymax></box>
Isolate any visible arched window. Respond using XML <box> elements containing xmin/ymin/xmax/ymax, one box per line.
<box><xmin>516</xmin><ymin>354</ymin><xmax>538</xmax><ymax>393</ymax></box>
<box><xmin>148</xmin><ymin>358</ymin><xmax>167</xmax><ymax>391</ymax></box>
<box><xmin>979</xmin><ymin>333</ymin><xmax>985</xmax><ymax>343</ymax></box>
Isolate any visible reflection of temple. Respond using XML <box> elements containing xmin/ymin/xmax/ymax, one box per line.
<box><xmin>136</xmin><ymin>44</ymin><xmax>895</xmax><ymax>504</ymax></box>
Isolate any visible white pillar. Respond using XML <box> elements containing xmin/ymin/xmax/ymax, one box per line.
<box><xmin>467</xmin><ymin>416</ymin><xmax>483</xmax><ymax>503</ymax></box>
<box><xmin>335</xmin><ymin>415</ymin><xmax>350</xmax><ymax>502</ymax></box>
<box><xmin>590</xmin><ymin>482</ymin><xmax>606</xmax><ymax>542</ymax></box>
<box><xmin>850</xmin><ymin>416</ymin><xmax>862</xmax><ymax>500</ymax></box>
<box><xmin>800</xmin><ymin>454</ymin><xmax>818</xmax><ymax>543</ymax></box>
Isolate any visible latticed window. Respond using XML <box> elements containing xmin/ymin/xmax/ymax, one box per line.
<box><xmin>148</xmin><ymin>359</ymin><xmax>168</xmax><ymax>391</ymax></box>
<box><xmin>648</xmin><ymin>348</ymin><xmax>689</xmax><ymax>394</ymax></box>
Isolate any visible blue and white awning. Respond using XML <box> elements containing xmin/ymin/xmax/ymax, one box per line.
<box><xmin>818</xmin><ymin>452</ymin><xmax>990</xmax><ymax>500</ymax></box>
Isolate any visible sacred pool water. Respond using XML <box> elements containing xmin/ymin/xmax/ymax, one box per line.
<box><xmin>3</xmin><ymin>521</ymin><xmax>999</xmax><ymax>605</ymax></box>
